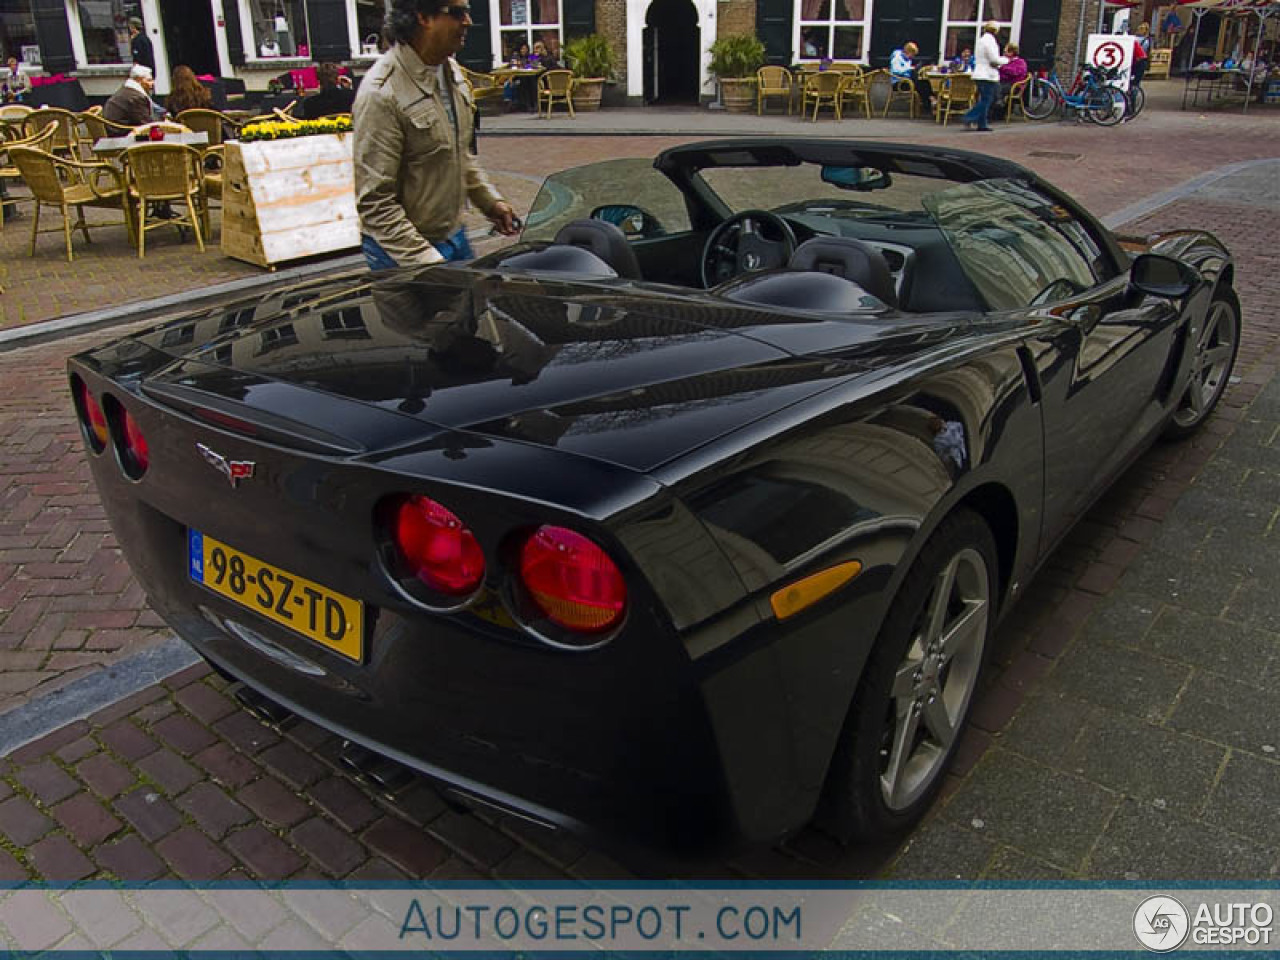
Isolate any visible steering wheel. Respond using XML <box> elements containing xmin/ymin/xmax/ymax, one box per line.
<box><xmin>700</xmin><ymin>210</ymin><xmax>798</xmax><ymax>289</ymax></box>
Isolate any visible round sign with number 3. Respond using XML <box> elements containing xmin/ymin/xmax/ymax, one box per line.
<box><xmin>1094</xmin><ymin>41</ymin><xmax>1125</xmax><ymax>68</ymax></box>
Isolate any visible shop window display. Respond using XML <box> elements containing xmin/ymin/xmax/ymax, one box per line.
<box><xmin>244</xmin><ymin>0</ymin><xmax>310</xmax><ymax>58</ymax></box>
<box><xmin>0</xmin><ymin>0</ymin><xmax>39</xmax><ymax>66</ymax></box>
<box><xmin>499</xmin><ymin>0</ymin><xmax>560</xmax><ymax>65</ymax></box>
<box><xmin>78</xmin><ymin>0</ymin><xmax>142</xmax><ymax>65</ymax></box>
<box><xmin>356</xmin><ymin>0</ymin><xmax>387</xmax><ymax>55</ymax></box>
<box><xmin>796</xmin><ymin>0</ymin><xmax>870</xmax><ymax>63</ymax></box>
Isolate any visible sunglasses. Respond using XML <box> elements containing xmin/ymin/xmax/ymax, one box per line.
<box><xmin>441</xmin><ymin>5</ymin><xmax>471</xmax><ymax>19</ymax></box>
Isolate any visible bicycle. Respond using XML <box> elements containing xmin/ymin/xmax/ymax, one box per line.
<box><xmin>1023</xmin><ymin>65</ymin><xmax>1128</xmax><ymax>126</ymax></box>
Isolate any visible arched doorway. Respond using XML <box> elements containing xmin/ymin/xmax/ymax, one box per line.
<box><xmin>643</xmin><ymin>0</ymin><xmax>699</xmax><ymax>103</ymax></box>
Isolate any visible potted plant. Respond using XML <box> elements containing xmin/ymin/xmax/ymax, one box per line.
<box><xmin>708</xmin><ymin>33</ymin><xmax>765</xmax><ymax>113</ymax></box>
<box><xmin>564</xmin><ymin>33</ymin><xmax>616</xmax><ymax>111</ymax></box>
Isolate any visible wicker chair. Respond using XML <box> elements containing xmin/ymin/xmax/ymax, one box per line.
<box><xmin>838</xmin><ymin>71</ymin><xmax>874</xmax><ymax>120</ymax></box>
<box><xmin>22</xmin><ymin>107</ymin><xmax>79</xmax><ymax>158</ymax></box>
<box><xmin>461</xmin><ymin>67</ymin><xmax>503</xmax><ymax>113</ymax></box>
<box><xmin>121</xmin><ymin>142</ymin><xmax>209</xmax><ymax>257</ymax></box>
<box><xmin>756</xmin><ymin>66</ymin><xmax>793</xmax><ymax>115</ymax></box>
<box><xmin>937</xmin><ymin>74</ymin><xmax>977</xmax><ymax>127</ymax></box>
<box><xmin>538</xmin><ymin>70</ymin><xmax>575</xmax><ymax>119</ymax></box>
<box><xmin>801</xmin><ymin>71</ymin><xmax>843</xmax><ymax>121</ymax></box>
<box><xmin>76</xmin><ymin>111</ymin><xmax>134</xmax><ymax>159</ymax></box>
<box><xmin>882</xmin><ymin>76</ymin><xmax>920</xmax><ymax>118</ymax></box>
<box><xmin>6</xmin><ymin>145</ymin><xmax>133</xmax><ymax>261</ymax></box>
<box><xmin>0</xmin><ymin>120</ymin><xmax>57</xmax><ymax>231</ymax></box>
<box><xmin>1005</xmin><ymin>77</ymin><xmax>1030</xmax><ymax>122</ymax></box>
<box><xmin>176</xmin><ymin>109</ymin><xmax>239</xmax><ymax>146</ymax></box>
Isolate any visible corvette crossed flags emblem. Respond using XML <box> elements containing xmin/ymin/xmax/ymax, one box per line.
<box><xmin>196</xmin><ymin>443</ymin><xmax>256</xmax><ymax>488</ymax></box>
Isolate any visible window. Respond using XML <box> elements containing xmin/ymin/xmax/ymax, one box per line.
<box><xmin>523</xmin><ymin>157</ymin><xmax>692</xmax><ymax>243</ymax></box>
<box><xmin>355</xmin><ymin>0</ymin><xmax>386</xmax><ymax>55</ymax></box>
<box><xmin>925</xmin><ymin>179</ymin><xmax>1104</xmax><ymax>311</ymax></box>
<box><xmin>258</xmin><ymin>323</ymin><xmax>299</xmax><ymax>354</ymax></box>
<box><xmin>0</xmin><ymin>0</ymin><xmax>39</xmax><ymax>66</ymax></box>
<box><xmin>941</xmin><ymin>0</ymin><xmax>1020</xmax><ymax>61</ymax></box>
<box><xmin>77</xmin><ymin>0</ymin><xmax>141</xmax><ymax>65</ymax></box>
<box><xmin>498</xmin><ymin>0</ymin><xmax>560</xmax><ymax>65</ymax></box>
<box><xmin>321</xmin><ymin>308</ymin><xmax>370</xmax><ymax>339</ymax></box>
<box><xmin>244</xmin><ymin>0</ymin><xmax>310</xmax><ymax>58</ymax></box>
<box><xmin>796</xmin><ymin>0</ymin><xmax>871</xmax><ymax>62</ymax></box>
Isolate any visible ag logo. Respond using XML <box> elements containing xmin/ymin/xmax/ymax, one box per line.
<box><xmin>1134</xmin><ymin>896</ymin><xmax>1190</xmax><ymax>952</ymax></box>
<box><xmin>1093</xmin><ymin>40</ymin><xmax>1125</xmax><ymax>69</ymax></box>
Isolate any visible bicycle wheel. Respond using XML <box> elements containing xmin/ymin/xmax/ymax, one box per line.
<box><xmin>1126</xmin><ymin>84</ymin><xmax>1145</xmax><ymax>118</ymax></box>
<box><xmin>1087</xmin><ymin>86</ymin><xmax>1127</xmax><ymax>126</ymax></box>
<box><xmin>1023</xmin><ymin>79</ymin><xmax>1059</xmax><ymax>120</ymax></box>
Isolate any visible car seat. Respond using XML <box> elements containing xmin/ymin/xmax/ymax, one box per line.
<box><xmin>553</xmin><ymin>219</ymin><xmax>643</xmax><ymax>280</ymax></box>
<box><xmin>788</xmin><ymin>237</ymin><xmax>898</xmax><ymax>308</ymax></box>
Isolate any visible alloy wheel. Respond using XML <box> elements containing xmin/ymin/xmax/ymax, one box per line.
<box><xmin>1173</xmin><ymin>298</ymin><xmax>1237</xmax><ymax>429</ymax></box>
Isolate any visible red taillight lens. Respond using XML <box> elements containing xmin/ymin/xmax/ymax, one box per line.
<box><xmin>76</xmin><ymin>381</ymin><xmax>108</xmax><ymax>451</ymax></box>
<box><xmin>519</xmin><ymin>526</ymin><xmax>626</xmax><ymax>633</ymax></box>
<box><xmin>392</xmin><ymin>495</ymin><xmax>485</xmax><ymax>595</ymax></box>
<box><xmin>121</xmin><ymin>409</ymin><xmax>149</xmax><ymax>474</ymax></box>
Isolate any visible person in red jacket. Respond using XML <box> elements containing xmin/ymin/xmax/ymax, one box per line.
<box><xmin>997</xmin><ymin>42</ymin><xmax>1027</xmax><ymax>112</ymax></box>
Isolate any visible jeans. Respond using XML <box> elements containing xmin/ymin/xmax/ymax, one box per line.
<box><xmin>963</xmin><ymin>79</ymin><xmax>998</xmax><ymax>129</ymax></box>
<box><xmin>362</xmin><ymin>227</ymin><xmax>475</xmax><ymax>272</ymax></box>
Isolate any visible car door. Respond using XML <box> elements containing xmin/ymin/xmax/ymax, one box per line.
<box><xmin>928</xmin><ymin>178</ymin><xmax>1182</xmax><ymax>549</ymax></box>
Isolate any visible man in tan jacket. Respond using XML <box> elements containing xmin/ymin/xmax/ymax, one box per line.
<box><xmin>354</xmin><ymin>0</ymin><xmax>518</xmax><ymax>269</ymax></box>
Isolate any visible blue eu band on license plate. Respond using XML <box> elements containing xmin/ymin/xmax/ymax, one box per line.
<box><xmin>187</xmin><ymin>528</ymin><xmax>364</xmax><ymax>661</ymax></box>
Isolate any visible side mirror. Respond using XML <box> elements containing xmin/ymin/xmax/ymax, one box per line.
<box><xmin>589</xmin><ymin>204</ymin><xmax>665</xmax><ymax>239</ymax></box>
<box><xmin>1129</xmin><ymin>253</ymin><xmax>1200</xmax><ymax>299</ymax></box>
<box><xmin>821</xmin><ymin>165</ymin><xmax>892</xmax><ymax>192</ymax></box>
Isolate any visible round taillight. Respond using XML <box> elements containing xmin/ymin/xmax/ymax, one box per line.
<box><xmin>76</xmin><ymin>381</ymin><xmax>108</xmax><ymax>452</ymax></box>
<box><xmin>121</xmin><ymin>409</ymin><xmax>149</xmax><ymax>475</ymax></box>
<box><xmin>519</xmin><ymin>526</ymin><xmax>626</xmax><ymax>633</ymax></box>
<box><xmin>392</xmin><ymin>495</ymin><xmax>485</xmax><ymax>596</ymax></box>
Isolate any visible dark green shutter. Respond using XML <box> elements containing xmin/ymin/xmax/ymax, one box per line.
<box><xmin>32</xmin><ymin>0</ymin><xmax>75</xmax><ymax>73</ymax></box>
<box><xmin>869</xmin><ymin>0</ymin><xmax>941</xmax><ymax>67</ymax></box>
<box><xmin>306</xmin><ymin>0</ymin><xmax>351</xmax><ymax>60</ymax></box>
<box><xmin>223</xmin><ymin>0</ymin><xmax>246</xmax><ymax>66</ymax></box>
<box><xmin>756</xmin><ymin>0</ymin><xmax>792</xmax><ymax>65</ymax></box>
<box><xmin>1018</xmin><ymin>1</ymin><xmax>1061</xmax><ymax>71</ymax></box>
<box><xmin>459</xmin><ymin>0</ymin><xmax>493</xmax><ymax>70</ymax></box>
<box><xmin>563</xmin><ymin>0</ymin><xmax>594</xmax><ymax>40</ymax></box>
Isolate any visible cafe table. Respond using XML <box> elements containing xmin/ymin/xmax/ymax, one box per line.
<box><xmin>92</xmin><ymin>130</ymin><xmax>210</xmax><ymax>159</ymax></box>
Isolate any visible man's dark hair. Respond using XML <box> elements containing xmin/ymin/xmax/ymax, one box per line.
<box><xmin>385</xmin><ymin>0</ymin><xmax>449</xmax><ymax>44</ymax></box>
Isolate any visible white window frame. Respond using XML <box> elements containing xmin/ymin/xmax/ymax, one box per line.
<box><xmin>793</xmin><ymin>0</ymin><xmax>874</xmax><ymax>64</ymax></box>
<box><xmin>67</xmin><ymin>0</ymin><xmax>144</xmax><ymax>68</ymax></box>
<box><xmin>490</xmin><ymin>0</ymin><xmax>562</xmax><ymax>69</ymax></box>
<box><xmin>346</xmin><ymin>0</ymin><xmax>386</xmax><ymax>60</ymax></box>
<box><xmin>939</xmin><ymin>0</ymin><xmax>1023</xmax><ymax>64</ymax></box>
<box><xmin>238</xmin><ymin>0</ymin><xmax>314</xmax><ymax>64</ymax></box>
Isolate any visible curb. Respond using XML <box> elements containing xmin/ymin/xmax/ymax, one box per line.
<box><xmin>1101</xmin><ymin>157</ymin><xmax>1280</xmax><ymax>230</ymax></box>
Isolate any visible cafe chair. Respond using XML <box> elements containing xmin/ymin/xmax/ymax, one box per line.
<box><xmin>1005</xmin><ymin>77</ymin><xmax>1030</xmax><ymax>122</ymax></box>
<box><xmin>76</xmin><ymin>111</ymin><xmax>134</xmax><ymax>160</ymax></box>
<box><xmin>756</xmin><ymin>66</ymin><xmax>793</xmax><ymax>115</ymax></box>
<box><xmin>801</xmin><ymin>71</ymin><xmax>843</xmax><ymax>121</ymax></box>
<box><xmin>1</xmin><ymin>121</ymin><xmax>57</xmax><ymax>231</ymax></box>
<box><xmin>937</xmin><ymin>74</ymin><xmax>976</xmax><ymax>127</ymax></box>
<box><xmin>461</xmin><ymin>66</ymin><xmax>503</xmax><ymax>113</ymax></box>
<box><xmin>122</xmin><ymin>142</ymin><xmax>208</xmax><ymax>258</ymax></box>
<box><xmin>22</xmin><ymin>107</ymin><xmax>79</xmax><ymax>159</ymax></box>
<box><xmin>7</xmin><ymin>144</ymin><xmax>133</xmax><ymax>261</ymax></box>
<box><xmin>176</xmin><ymin>108</ymin><xmax>240</xmax><ymax>146</ymax></box>
<box><xmin>838</xmin><ymin>71</ymin><xmax>874</xmax><ymax>120</ymax></box>
<box><xmin>882</xmin><ymin>76</ymin><xmax>920</xmax><ymax>118</ymax></box>
<box><xmin>200</xmin><ymin>143</ymin><xmax>223</xmax><ymax>217</ymax></box>
<box><xmin>0</xmin><ymin>104</ymin><xmax>33</xmax><ymax>129</ymax></box>
<box><xmin>538</xmin><ymin>70</ymin><xmax>575</xmax><ymax>119</ymax></box>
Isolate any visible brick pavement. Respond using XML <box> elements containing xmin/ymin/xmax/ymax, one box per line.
<box><xmin>1</xmin><ymin>95</ymin><xmax>1279</xmax><ymax>882</ymax></box>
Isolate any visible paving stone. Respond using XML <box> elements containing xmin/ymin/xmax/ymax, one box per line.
<box><xmin>154</xmin><ymin>826</ymin><xmax>235</xmax><ymax>880</ymax></box>
<box><xmin>1169</xmin><ymin>671</ymin><xmax>1280</xmax><ymax>755</ymax></box>
<box><xmin>943</xmin><ymin>751</ymin><xmax>1119</xmax><ymax>873</ymax></box>
<box><xmin>224</xmin><ymin>824</ymin><xmax>305</xmax><ymax>881</ymax></box>
<box><xmin>1002</xmin><ymin>692</ymin><xmax>1093</xmax><ymax>763</ymax></box>
<box><xmin>1044</xmin><ymin>640</ymin><xmax>1191</xmax><ymax>723</ymax></box>
<box><xmin>1087</xmin><ymin>799</ymin><xmax>1275</xmax><ymax>881</ymax></box>
<box><xmin>363</xmin><ymin>816</ymin><xmax>449</xmax><ymax>877</ymax></box>
<box><xmin>308</xmin><ymin>776</ymin><xmax>379</xmax><ymax>832</ymax></box>
<box><xmin>76</xmin><ymin>753</ymin><xmax>138</xmax><ymax>799</ymax></box>
<box><xmin>237</xmin><ymin>777</ymin><xmax>311</xmax><ymax>828</ymax></box>
<box><xmin>173</xmin><ymin>682</ymin><xmax>237</xmax><ymax>725</ymax></box>
<box><xmin>97</xmin><ymin>721</ymin><xmax>159</xmax><ymax>762</ymax></box>
<box><xmin>1079</xmin><ymin>595</ymin><xmax>1162</xmax><ymax>646</ymax></box>
<box><xmin>492</xmin><ymin>848</ymin><xmax>572</xmax><ymax>881</ymax></box>
<box><xmin>136</xmin><ymin>748</ymin><xmax>203</xmax><ymax>796</ymax></box>
<box><xmin>258</xmin><ymin>741</ymin><xmax>327</xmax><ymax>789</ymax></box>
<box><xmin>289</xmin><ymin>817</ymin><xmax>366</xmax><ymax>877</ymax></box>
<box><xmin>1225</xmin><ymin>580</ymin><xmax>1280</xmax><ymax>635</ymax></box>
<box><xmin>1118</xmin><ymin>548</ymin><xmax>1243</xmax><ymax>616</ymax></box>
<box><xmin>1144</xmin><ymin>606</ymin><xmax>1279</xmax><ymax>684</ymax></box>
<box><xmin>54</xmin><ymin>736</ymin><xmax>97</xmax><ymax>765</ymax></box>
<box><xmin>9</xmin><ymin>720</ymin><xmax>91</xmax><ymax>764</ymax></box>
<box><xmin>886</xmin><ymin>821</ymin><xmax>994</xmax><ymax>880</ymax></box>
<box><xmin>150</xmin><ymin>712</ymin><xmax>218</xmax><ymax>756</ymax></box>
<box><xmin>0</xmin><ymin>795</ymin><xmax>53</xmax><ymax>846</ymax></box>
<box><xmin>113</xmin><ymin>787</ymin><xmax>181</xmax><ymax>842</ymax></box>
<box><xmin>981</xmin><ymin>847</ymin><xmax>1070</xmax><ymax>880</ymax></box>
<box><xmin>94</xmin><ymin>834</ymin><xmax>166</xmax><ymax>881</ymax></box>
<box><xmin>212</xmin><ymin>711</ymin><xmax>281</xmax><ymax>755</ymax></box>
<box><xmin>193</xmin><ymin>742</ymin><xmax>259</xmax><ymax>789</ymax></box>
<box><xmin>50</xmin><ymin>792</ymin><xmax>123</xmax><ymax>847</ymax></box>
<box><xmin>426</xmin><ymin>809</ymin><xmax>518</xmax><ymax>869</ymax></box>
<box><xmin>176</xmin><ymin>782</ymin><xmax>252</xmax><ymax>838</ymax></box>
<box><xmin>0</xmin><ymin>847</ymin><xmax>29</xmax><ymax>882</ymax></box>
<box><xmin>1202</xmin><ymin>752</ymin><xmax>1280</xmax><ymax>848</ymax></box>
<box><xmin>27</xmin><ymin>834</ymin><xmax>94</xmax><ymax>881</ymax></box>
<box><xmin>14</xmin><ymin>759</ymin><xmax>80</xmax><ymax>805</ymax></box>
<box><xmin>343</xmin><ymin>857</ymin><xmax>409</xmax><ymax>882</ymax></box>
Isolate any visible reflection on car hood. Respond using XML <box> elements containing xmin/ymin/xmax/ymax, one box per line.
<box><xmin>126</xmin><ymin>270</ymin><xmax>955</xmax><ymax>471</ymax></box>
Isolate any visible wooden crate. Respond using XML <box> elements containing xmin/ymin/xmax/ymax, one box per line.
<box><xmin>221</xmin><ymin>134</ymin><xmax>360</xmax><ymax>269</ymax></box>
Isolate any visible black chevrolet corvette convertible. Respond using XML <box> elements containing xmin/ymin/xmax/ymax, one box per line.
<box><xmin>70</xmin><ymin>140</ymin><xmax>1239</xmax><ymax>858</ymax></box>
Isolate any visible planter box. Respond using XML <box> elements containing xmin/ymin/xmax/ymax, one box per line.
<box><xmin>221</xmin><ymin>133</ymin><xmax>360</xmax><ymax>269</ymax></box>
<box><xmin>571</xmin><ymin>77</ymin><xmax>605</xmax><ymax>112</ymax></box>
<box><xmin>718</xmin><ymin>78</ymin><xmax>757</xmax><ymax>113</ymax></box>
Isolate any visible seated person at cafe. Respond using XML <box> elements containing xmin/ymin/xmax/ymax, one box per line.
<box><xmin>531</xmin><ymin>40</ymin><xmax>560</xmax><ymax>68</ymax></box>
<box><xmin>166</xmin><ymin>64</ymin><xmax>212</xmax><ymax>115</ymax></box>
<box><xmin>998</xmin><ymin>42</ymin><xmax>1027</xmax><ymax>106</ymax></box>
<box><xmin>890</xmin><ymin>41</ymin><xmax>934</xmax><ymax>114</ymax></box>
<box><xmin>299</xmin><ymin>62</ymin><xmax>356</xmax><ymax>118</ymax></box>
<box><xmin>104</xmin><ymin>64</ymin><xmax>163</xmax><ymax>126</ymax></box>
<box><xmin>951</xmin><ymin>47</ymin><xmax>974</xmax><ymax>72</ymax></box>
<box><xmin>2</xmin><ymin>55</ymin><xmax>30</xmax><ymax>103</ymax></box>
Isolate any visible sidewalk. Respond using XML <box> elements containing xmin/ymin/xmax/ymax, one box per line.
<box><xmin>0</xmin><ymin>92</ymin><xmax>1278</xmax><ymax>883</ymax></box>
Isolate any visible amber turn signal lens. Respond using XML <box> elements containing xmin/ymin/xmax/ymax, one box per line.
<box><xmin>519</xmin><ymin>526</ymin><xmax>626</xmax><ymax>634</ymax></box>
<box><xmin>770</xmin><ymin>560</ymin><xmax>863</xmax><ymax>620</ymax></box>
<box><xmin>75</xmin><ymin>380</ymin><xmax>109</xmax><ymax>452</ymax></box>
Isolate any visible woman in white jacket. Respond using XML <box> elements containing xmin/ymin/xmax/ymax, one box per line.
<box><xmin>963</xmin><ymin>21</ymin><xmax>1008</xmax><ymax>131</ymax></box>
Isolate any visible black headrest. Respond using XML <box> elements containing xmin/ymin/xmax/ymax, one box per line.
<box><xmin>494</xmin><ymin>244</ymin><xmax>617</xmax><ymax>278</ymax></box>
<box><xmin>789</xmin><ymin>237</ymin><xmax>898</xmax><ymax>308</ymax></box>
<box><xmin>553</xmin><ymin>219</ymin><xmax>642</xmax><ymax>280</ymax></box>
<box><xmin>719</xmin><ymin>270</ymin><xmax>883</xmax><ymax>313</ymax></box>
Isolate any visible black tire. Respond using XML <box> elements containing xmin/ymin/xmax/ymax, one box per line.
<box><xmin>818</xmin><ymin>510</ymin><xmax>998</xmax><ymax>843</ymax></box>
<box><xmin>1022</xmin><ymin>79</ymin><xmax>1059</xmax><ymax>120</ymax></box>
<box><xmin>1163</xmin><ymin>288</ymin><xmax>1241</xmax><ymax>440</ymax></box>
<box><xmin>1126</xmin><ymin>83</ymin><xmax>1146</xmax><ymax>118</ymax></box>
<box><xmin>1087</xmin><ymin>86</ymin><xmax>1127</xmax><ymax>126</ymax></box>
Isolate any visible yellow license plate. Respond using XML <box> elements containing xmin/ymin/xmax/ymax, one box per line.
<box><xmin>188</xmin><ymin>529</ymin><xmax>363</xmax><ymax>661</ymax></box>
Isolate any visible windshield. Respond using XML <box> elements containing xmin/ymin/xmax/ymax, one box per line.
<box><xmin>522</xmin><ymin>157</ymin><xmax>692</xmax><ymax>242</ymax></box>
<box><xmin>698</xmin><ymin>164</ymin><xmax>944</xmax><ymax>223</ymax></box>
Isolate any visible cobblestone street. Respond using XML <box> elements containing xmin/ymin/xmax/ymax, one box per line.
<box><xmin>2</xmin><ymin>85</ymin><xmax>1280</xmax><ymax>887</ymax></box>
